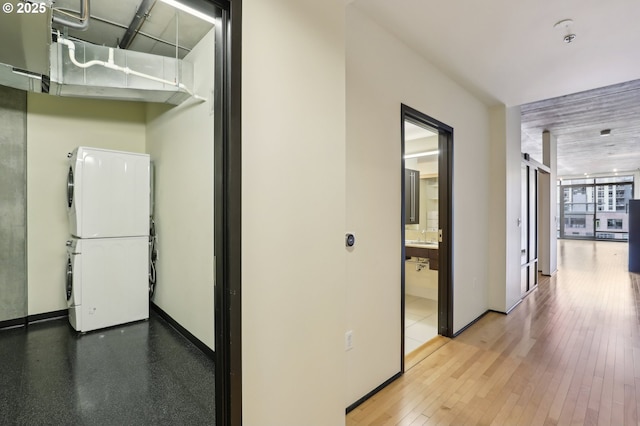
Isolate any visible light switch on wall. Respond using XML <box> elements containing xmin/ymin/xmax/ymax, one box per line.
<box><xmin>345</xmin><ymin>330</ymin><xmax>354</xmax><ymax>351</ymax></box>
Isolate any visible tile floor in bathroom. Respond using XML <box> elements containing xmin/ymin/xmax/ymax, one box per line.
<box><xmin>404</xmin><ymin>295</ymin><xmax>438</xmax><ymax>355</ymax></box>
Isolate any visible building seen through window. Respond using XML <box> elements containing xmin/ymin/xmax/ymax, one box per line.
<box><xmin>558</xmin><ymin>175</ymin><xmax>634</xmax><ymax>241</ymax></box>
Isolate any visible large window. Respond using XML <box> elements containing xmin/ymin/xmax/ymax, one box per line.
<box><xmin>558</xmin><ymin>175</ymin><xmax>634</xmax><ymax>241</ymax></box>
<box><xmin>607</xmin><ymin>219</ymin><xmax>623</xmax><ymax>229</ymax></box>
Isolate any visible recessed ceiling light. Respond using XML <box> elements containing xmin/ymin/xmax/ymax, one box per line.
<box><xmin>600</xmin><ymin>129</ymin><xmax>611</xmax><ymax>136</ymax></box>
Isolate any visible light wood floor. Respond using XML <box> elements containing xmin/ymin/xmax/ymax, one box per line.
<box><xmin>347</xmin><ymin>239</ymin><xmax>640</xmax><ymax>425</ymax></box>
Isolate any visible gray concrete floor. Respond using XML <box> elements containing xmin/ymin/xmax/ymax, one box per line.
<box><xmin>0</xmin><ymin>311</ymin><xmax>215</xmax><ymax>425</ymax></box>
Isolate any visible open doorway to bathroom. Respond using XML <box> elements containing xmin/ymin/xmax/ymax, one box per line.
<box><xmin>401</xmin><ymin>105</ymin><xmax>453</xmax><ymax>371</ymax></box>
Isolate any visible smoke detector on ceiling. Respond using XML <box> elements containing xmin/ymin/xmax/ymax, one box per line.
<box><xmin>554</xmin><ymin>19</ymin><xmax>577</xmax><ymax>43</ymax></box>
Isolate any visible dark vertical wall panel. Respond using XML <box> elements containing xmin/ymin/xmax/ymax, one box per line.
<box><xmin>629</xmin><ymin>200</ymin><xmax>640</xmax><ymax>272</ymax></box>
<box><xmin>0</xmin><ymin>85</ymin><xmax>27</xmax><ymax>321</ymax></box>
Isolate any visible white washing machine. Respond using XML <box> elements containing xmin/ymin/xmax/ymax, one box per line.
<box><xmin>66</xmin><ymin>236</ymin><xmax>149</xmax><ymax>332</ymax></box>
<box><xmin>67</xmin><ymin>146</ymin><xmax>150</xmax><ymax>238</ymax></box>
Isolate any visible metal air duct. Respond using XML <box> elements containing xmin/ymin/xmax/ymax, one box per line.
<box><xmin>0</xmin><ymin>1</ymin><xmax>197</xmax><ymax>105</ymax></box>
<box><xmin>0</xmin><ymin>3</ymin><xmax>52</xmax><ymax>92</ymax></box>
<box><xmin>50</xmin><ymin>36</ymin><xmax>195</xmax><ymax>105</ymax></box>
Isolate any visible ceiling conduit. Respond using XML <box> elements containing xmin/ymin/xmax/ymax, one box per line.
<box><xmin>119</xmin><ymin>0</ymin><xmax>158</xmax><ymax>50</ymax></box>
<box><xmin>52</xmin><ymin>0</ymin><xmax>90</xmax><ymax>31</ymax></box>
<box><xmin>0</xmin><ymin>0</ymin><xmax>200</xmax><ymax>104</ymax></box>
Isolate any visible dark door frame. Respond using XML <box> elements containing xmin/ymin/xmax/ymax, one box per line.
<box><xmin>213</xmin><ymin>0</ymin><xmax>242</xmax><ymax>425</ymax></box>
<box><xmin>400</xmin><ymin>104</ymin><xmax>453</xmax><ymax>372</ymax></box>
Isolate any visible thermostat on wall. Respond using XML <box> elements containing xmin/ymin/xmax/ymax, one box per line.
<box><xmin>345</xmin><ymin>233</ymin><xmax>355</xmax><ymax>247</ymax></box>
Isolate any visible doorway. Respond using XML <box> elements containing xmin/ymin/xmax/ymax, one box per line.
<box><xmin>401</xmin><ymin>105</ymin><xmax>453</xmax><ymax>370</ymax></box>
<box><xmin>521</xmin><ymin>159</ymin><xmax>539</xmax><ymax>296</ymax></box>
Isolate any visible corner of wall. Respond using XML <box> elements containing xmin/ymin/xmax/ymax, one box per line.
<box><xmin>486</xmin><ymin>105</ymin><xmax>522</xmax><ymax>312</ymax></box>
<box><xmin>487</xmin><ymin>106</ymin><xmax>508</xmax><ymax>310</ymax></box>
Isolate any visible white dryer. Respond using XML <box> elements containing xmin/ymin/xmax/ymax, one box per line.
<box><xmin>67</xmin><ymin>147</ymin><xmax>150</xmax><ymax>238</ymax></box>
<box><xmin>66</xmin><ymin>236</ymin><xmax>149</xmax><ymax>332</ymax></box>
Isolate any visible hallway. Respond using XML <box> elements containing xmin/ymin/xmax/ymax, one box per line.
<box><xmin>347</xmin><ymin>240</ymin><xmax>640</xmax><ymax>425</ymax></box>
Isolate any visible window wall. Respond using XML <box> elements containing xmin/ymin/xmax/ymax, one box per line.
<box><xmin>558</xmin><ymin>175</ymin><xmax>634</xmax><ymax>241</ymax></box>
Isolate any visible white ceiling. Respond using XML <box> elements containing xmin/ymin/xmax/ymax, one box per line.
<box><xmin>352</xmin><ymin>0</ymin><xmax>640</xmax><ymax>177</ymax></box>
<box><xmin>404</xmin><ymin>121</ymin><xmax>438</xmax><ymax>156</ymax></box>
<box><xmin>404</xmin><ymin>121</ymin><xmax>436</xmax><ymax>141</ymax></box>
<box><xmin>352</xmin><ymin>0</ymin><xmax>640</xmax><ymax>107</ymax></box>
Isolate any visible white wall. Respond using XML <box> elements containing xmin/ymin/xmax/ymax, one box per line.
<box><xmin>505</xmin><ymin>107</ymin><xmax>524</xmax><ymax>310</ymax></box>
<box><xmin>488</xmin><ymin>105</ymin><xmax>523</xmax><ymax>312</ymax></box>
<box><xmin>145</xmin><ymin>28</ymin><xmax>215</xmax><ymax>349</ymax></box>
<box><xmin>26</xmin><ymin>94</ymin><xmax>146</xmax><ymax>315</ymax></box>
<box><xmin>346</xmin><ymin>7</ymin><xmax>492</xmax><ymax>406</ymax></box>
<box><xmin>26</xmin><ymin>29</ymin><xmax>215</xmax><ymax>346</ymax></box>
<box><xmin>242</xmin><ymin>0</ymin><xmax>347</xmax><ymax>424</ymax></box>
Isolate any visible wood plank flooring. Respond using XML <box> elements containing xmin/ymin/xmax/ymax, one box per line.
<box><xmin>347</xmin><ymin>240</ymin><xmax>640</xmax><ymax>425</ymax></box>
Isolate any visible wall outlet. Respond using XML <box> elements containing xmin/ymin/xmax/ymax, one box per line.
<box><xmin>345</xmin><ymin>330</ymin><xmax>354</xmax><ymax>351</ymax></box>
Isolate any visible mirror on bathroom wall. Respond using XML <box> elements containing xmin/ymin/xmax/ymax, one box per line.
<box><xmin>404</xmin><ymin>121</ymin><xmax>438</xmax><ymax>242</ymax></box>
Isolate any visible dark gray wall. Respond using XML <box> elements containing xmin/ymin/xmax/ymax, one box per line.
<box><xmin>0</xmin><ymin>85</ymin><xmax>27</xmax><ymax>321</ymax></box>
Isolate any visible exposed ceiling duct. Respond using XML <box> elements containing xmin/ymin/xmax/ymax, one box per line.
<box><xmin>0</xmin><ymin>0</ymin><xmax>197</xmax><ymax>105</ymax></box>
<box><xmin>52</xmin><ymin>0</ymin><xmax>90</xmax><ymax>31</ymax></box>
<box><xmin>50</xmin><ymin>35</ymin><xmax>195</xmax><ymax>104</ymax></box>
<box><xmin>0</xmin><ymin>4</ymin><xmax>52</xmax><ymax>78</ymax></box>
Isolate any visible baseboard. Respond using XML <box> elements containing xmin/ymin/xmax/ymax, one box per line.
<box><xmin>346</xmin><ymin>372</ymin><xmax>403</xmax><ymax>414</ymax></box>
<box><xmin>0</xmin><ymin>317</ymin><xmax>26</xmax><ymax>331</ymax></box>
<box><xmin>28</xmin><ymin>309</ymin><xmax>68</xmax><ymax>324</ymax></box>
<box><xmin>453</xmin><ymin>309</ymin><xmax>493</xmax><ymax>337</ymax></box>
<box><xmin>452</xmin><ymin>300</ymin><xmax>532</xmax><ymax>339</ymax></box>
<box><xmin>150</xmin><ymin>302</ymin><xmax>215</xmax><ymax>361</ymax></box>
<box><xmin>0</xmin><ymin>309</ymin><xmax>68</xmax><ymax>331</ymax></box>
<box><xmin>505</xmin><ymin>298</ymin><xmax>523</xmax><ymax>314</ymax></box>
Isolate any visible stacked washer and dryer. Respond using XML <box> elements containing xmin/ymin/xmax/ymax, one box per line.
<box><xmin>65</xmin><ymin>147</ymin><xmax>151</xmax><ymax>332</ymax></box>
